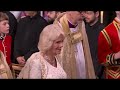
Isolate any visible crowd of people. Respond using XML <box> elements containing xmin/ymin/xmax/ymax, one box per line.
<box><xmin>0</xmin><ymin>11</ymin><xmax>119</xmax><ymax>79</ymax></box>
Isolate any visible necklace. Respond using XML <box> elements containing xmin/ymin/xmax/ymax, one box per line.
<box><xmin>44</xmin><ymin>55</ymin><xmax>57</xmax><ymax>67</ymax></box>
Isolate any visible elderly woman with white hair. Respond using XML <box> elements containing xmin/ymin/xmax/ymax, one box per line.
<box><xmin>17</xmin><ymin>24</ymin><xmax>67</xmax><ymax>79</ymax></box>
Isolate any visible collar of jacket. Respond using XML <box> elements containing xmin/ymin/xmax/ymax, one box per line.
<box><xmin>27</xmin><ymin>12</ymin><xmax>40</xmax><ymax>19</ymax></box>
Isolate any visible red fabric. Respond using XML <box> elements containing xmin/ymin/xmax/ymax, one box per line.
<box><xmin>0</xmin><ymin>35</ymin><xmax>12</xmax><ymax>65</ymax></box>
<box><xmin>98</xmin><ymin>19</ymin><xmax>120</xmax><ymax>79</ymax></box>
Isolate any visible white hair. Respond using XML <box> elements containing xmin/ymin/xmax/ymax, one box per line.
<box><xmin>38</xmin><ymin>24</ymin><xmax>64</xmax><ymax>54</ymax></box>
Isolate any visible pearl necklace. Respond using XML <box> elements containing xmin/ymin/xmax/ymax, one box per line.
<box><xmin>44</xmin><ymin>55</ymin><xmax>57</xmax><ymax>67</ymax></box>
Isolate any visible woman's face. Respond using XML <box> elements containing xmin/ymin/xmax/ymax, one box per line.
<box><xmin>49</xmin><ymin>34</ymin><xmax>64</xmax><ymax>56</ymax></box>
<box><xmin>0</xmin><ymin>20</ymin><xmax>9</xmax><ymax>34</ymax></box>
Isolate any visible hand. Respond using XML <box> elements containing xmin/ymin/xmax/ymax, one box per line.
<box><xmin>114</xmin><ymin>51</ymin><xmax>120</xmax><ymax>60</ymax></box>
<box><xmin>17</xmin><ymin>56</ymin><xmax>26</xmax><ymax>65</ymax></box>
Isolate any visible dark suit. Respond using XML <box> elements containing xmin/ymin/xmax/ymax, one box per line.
<box><xmin>14</xmin><ymin>13</ymin><xmax>48</xmax><ymax>63</ymax></box>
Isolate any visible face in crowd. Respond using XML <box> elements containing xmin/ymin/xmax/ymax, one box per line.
<box><xmin>67</xmin><ymin>11</ymin><xmax>84</xmax><ymax>25</ymax></box>
<box><xmin>82</xmin><ymin>11</ymin><xmax>99</xmax><ymax>25</ymax></box>
<box><xmin>0</xmin><ymin>12</ymin><xmax>9</xmax><ymax>34</ymax></box>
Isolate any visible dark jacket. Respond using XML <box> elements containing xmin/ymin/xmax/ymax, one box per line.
<box><xmin>102</xmin><ymin>11</ymin><xmax>116</xmax><ymax>27</ymax></box>
<box><xmin>85</xmin><ymin>20</ymin><xmax>105</xmax><ymax>78</ymax></box>
<box><xmin>14</xmin><ymin>13</ymin><xmax>48</xmax><ymax>63</ymax></box>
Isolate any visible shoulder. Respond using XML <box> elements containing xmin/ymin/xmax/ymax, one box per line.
<box><xmin>29</xmin><ymin>52</ymin><xmax>40</xmax><ymax>59</ymax></box>
<box><xmin>98</xmin><ymin>22</ymin><xmax>114</xmax><ymax>44</ymax></box>
<box><xmin>37</xmin><ymin>16</ymin><xmax>48</xmax><ymax>24</ymax></box>
<box><xmin>98</xmin><ymin>23</ymin><xmax>105</xmax><ymax>29</ymax></box>
<box><xmin>23</xmin><ymin>52</ymin><xmax>41</xmax><ymax>67</ymax></box>
<box><xmin>5</xmin><ymin>35</ymin><xmax>12</xmax><ymax>41</ymax></box>
<box><xmin>104</xmin><ymin>22</ymin><xmax>115</xmax><ymax>31</ymax></box>
<box><xmin>5</xmin><ymin>11</ymin><xmax>16</xmax><ymax>19</ymax></box>
<box><xmin>100</xmin><ymin>22</ymin><xmax>113</xmax><ymax>34</ymax></box>
<box><xmin>18</xmin><ymin>16</ymin><xmax>29</xmax><ymax>23</ymax></box>
<box><xmin>28</xmin><ymin>52</ymin><xmax>41</xmax><ymax>64</ymax></box>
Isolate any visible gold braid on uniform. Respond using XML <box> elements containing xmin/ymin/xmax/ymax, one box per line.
<box><xmin>106</xmin><ymin>53</ymin><xmax>120</xmax><ymax>66</ymax></box>
<box><xmin>106</xmin><ymin>53</ymin><xmax>114</xmax><ymax>65</ymax></box>
<box><xmin>105</xmin><ymin>20</ymin><xmax>120</xmax><ymax>66</ymax></box>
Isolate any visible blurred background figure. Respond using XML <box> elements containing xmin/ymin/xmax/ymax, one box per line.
<box><xmin>98</xmin><ymin>11</ymin><xmax>120</xmax><ymax>79</ymax></box>
<box><xmin>0</xmin><ymin>12</ymin><xmax>13</xmax><ymax>70</ymax></box>
<box><xmin>83</xmin><ymin>11</ymin><xmax>105</xmax><ymax>79</ymax></box>
<box><xmin>14</xmin><ymin>11</ymin><xmax>48</xmax><ymax>65</ymax></box>
<box><xmin>3</xmin><ymin>11</ymin><xmax>18</xmax><ymax>64</ymax></box>
<box><xmin>3</xmin><ymin>11</ymin><xmax>17</xmax><ymax>39</ymax></box>
<box><xmin>55</xmin><ymin>11</ymin><xmax>95</xmax><ymax>79</ymax></box>
<box><xmin>46</xmin><ymin>11</ymin><xmax>65</xmax><ymax>24</ymax></box>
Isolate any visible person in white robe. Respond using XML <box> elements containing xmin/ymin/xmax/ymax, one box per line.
<box><xmin>54</xmin><ymin>11</ymin><xmax>96</xmax><ymax>79</ymax></box>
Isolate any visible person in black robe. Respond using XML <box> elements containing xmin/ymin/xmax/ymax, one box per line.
<box><xmin>83</xmin><ymin>11</ymin><xmax>105</xmax><ymax>79</ymax></box>
<box><xmin>14</xmin><ymin>11</ymin><xmax>48</xmax><ymax>64</ymax></box>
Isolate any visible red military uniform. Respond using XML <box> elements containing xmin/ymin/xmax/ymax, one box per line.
<box><xmin>0</xmin><ymin>34</ymin><xmax>12</xmax><ymax>66</ymax></box>
<box><xmin>98</xmin><ymin>17</ymin><xmax>120</xmax><ymax>79</ymax></box>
